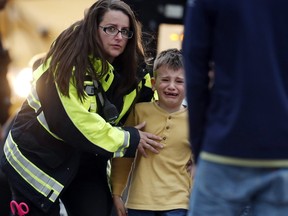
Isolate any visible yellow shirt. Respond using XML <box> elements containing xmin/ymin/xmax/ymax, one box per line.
<box><xmin>111</xmin><ymin>101</ymin><xmax>192</xmax><ymax>210</ymax></box>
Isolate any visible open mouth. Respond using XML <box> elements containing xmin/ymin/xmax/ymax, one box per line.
<box><xmin>165</xmin><ymin>92</ymin><xmax>178</xmax><ymax>96</ymax></box>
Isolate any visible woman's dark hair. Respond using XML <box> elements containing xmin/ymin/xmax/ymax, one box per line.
<box><xmin>44</xmin><ymin>0</ymin><xmax>145</xmax><ymax>100</ymax></box>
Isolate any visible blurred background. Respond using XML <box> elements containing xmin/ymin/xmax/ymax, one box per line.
<box><xmin>0</xmin><ymin>0</ymin><xmax>186</xmax><ymax>127</ymax></box>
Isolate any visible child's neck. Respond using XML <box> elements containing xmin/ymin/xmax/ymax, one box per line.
<box><xmin>156</xmin><ymin>101</ymin><xmax>185</xmax><ymax>113</ymax></box>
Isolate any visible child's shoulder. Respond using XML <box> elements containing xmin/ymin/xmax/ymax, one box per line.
<box><xmin>135</xmin><ymin>101</ymin><xmax>154</xmax><ymax>109</ymax></box>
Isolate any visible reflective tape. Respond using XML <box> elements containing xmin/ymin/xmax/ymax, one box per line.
<box><xmin>4</xmin><ymin>132</ymin><xmax>64</xmax><ymax>202</ymax></box>
<box><xmin>114</xmin><ymin>129</ymin><xmax>129</xmax><ymax>157</ymax></box>
<box><xmin>27</xmin><ymin>87</ymin><xmax>41</xmax><ymax>112</ymax></box>
<box><xmin>37</xmin><ymin>111</ymin><xmax>62</xmax><ymax>140</ymax></box>
<box><xmin>28</xmin><ymin>87</ymin><xmax>62</xmax><ymax>141</ymax></box>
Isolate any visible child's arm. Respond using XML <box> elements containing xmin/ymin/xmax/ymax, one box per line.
<box><xmin>113</xmin><ymin>195</ymin><xmax>127</xmax><ymax>216</ymax></box>
<box><xmin>110</xmin><ymin>158</ymin><xmax>134</xmax><ymax>216</ymax></box>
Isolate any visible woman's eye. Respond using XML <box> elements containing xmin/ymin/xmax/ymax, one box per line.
<box><xmin>107</xmin><ymin>26</ymin><xmax>116</xmax><ymax>32</ymax></box>
<box><xmin>122</xmin><ymin>29</ymin><xmax>128</xmax><ymax>34</ymax></box>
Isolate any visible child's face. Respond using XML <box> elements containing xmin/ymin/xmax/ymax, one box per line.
<box><xmin>152</xmin><ymin>65</ymin><xmax>185</xmax><ymax>112</ymax></box>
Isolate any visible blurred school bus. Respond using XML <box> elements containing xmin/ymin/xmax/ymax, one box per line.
<box><xmin>0</xmin><ymin>0</ymin><xmax>96</xmax><ymax>115</ymax></box>
<box><xmin>157</xmin><ymin>23</ymin><xmax>183</xmax><ymax>54</ymax></box>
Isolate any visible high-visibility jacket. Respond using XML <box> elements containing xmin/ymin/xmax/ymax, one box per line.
<box><xmin>1</xmin><ymin>58</ymin><xmax>153</xmax><ymax>212</ymax></box>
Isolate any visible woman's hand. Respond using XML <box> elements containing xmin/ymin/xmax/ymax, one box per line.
<box><xmin>113</xmin><ymin>195</ymin><xmax>127</xmax><ymax>216</ymax></box>
<box><xmin>135</xmin><ymin>122</ymin><xmax>163</xmax><ymax>157</ymax></box>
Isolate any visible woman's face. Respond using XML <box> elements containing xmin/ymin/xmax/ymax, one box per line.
<box><xmin>98</xmin><ymin>10</ymin><xmax>130</xmax><ymax>63</ymax></box>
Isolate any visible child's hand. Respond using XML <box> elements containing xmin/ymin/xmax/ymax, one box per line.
<box><xmin>113</xmin><ymin>195</ymin><xmax>127</xmax><ymax>216</ymax></box>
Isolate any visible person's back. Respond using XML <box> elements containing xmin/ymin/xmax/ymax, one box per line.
<box><xmin>184</xmin><ymin>0</ymin><xmax>288</xmax><ymax>164</ymax></box>
<box><xmin>183</xmin><ymin>1</ymin><xmax>288</xmax><ymax>215</ymax></box>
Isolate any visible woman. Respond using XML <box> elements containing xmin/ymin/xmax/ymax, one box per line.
<box><xmin>0</xmin><ymin>0</ymin><xmax>162</xmax><ymax>215</ymax></box>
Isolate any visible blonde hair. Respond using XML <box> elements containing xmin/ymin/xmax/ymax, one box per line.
<box><xmin>153</xmin><ymin>48</ymin><xmax>183</xmax><ymax>77</ymax></box>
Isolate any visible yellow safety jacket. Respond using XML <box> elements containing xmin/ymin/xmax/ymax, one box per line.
<box><xmin>1</xmin><ymin>59</ymin><xmax>153</xmax><ymax>212</ymax></box>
